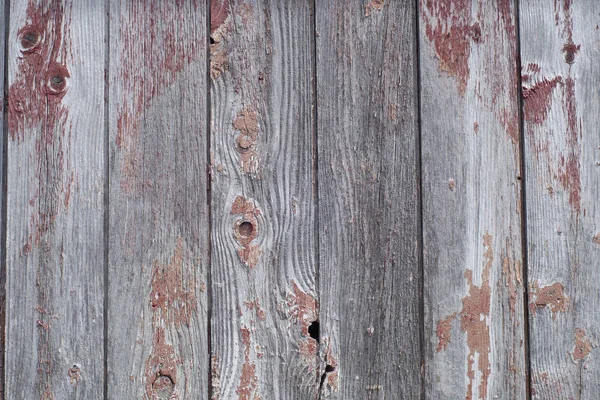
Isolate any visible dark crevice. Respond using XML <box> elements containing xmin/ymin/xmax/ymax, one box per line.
<box><xmin>514</xmin><ymin>1</ymin><xmax>532</xmax><ymax>399</ymax></box>
<box><xmin>308</xmin><ymin>320</ymin><xmax>319</xmax><ymax>342</ymax></box>
<box><xmin>103</xmin><ymin>0</ymin><xmax>110</xmax><ymax>398</ymax></box>
<box><xmin>1</xmin><ymin>1</ymin><xmax>9</xmax><ymax>399</ymax></box>
<box><xmin>206</xmin><ymin>0</ymin><xmax>214</xmax><ymax>399</ymax></box>
<box><xmin>414</xmin><ymin>0</ymin><xmax>426</xmax><ymax>399</ymax></box>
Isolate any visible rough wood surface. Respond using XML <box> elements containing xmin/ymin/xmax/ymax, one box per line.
<box><xmin>209</xmin><ymin>1</ymin><xmax>318</xmax><ymax>398</ymax></box>
<box><xmin>315</xmin><ymin>1</ymin><xmax>421</xmax><ymax>398</ymax></box>
<box><xmin>5</xmin><ymin>0</ymin><xmax>105</xmax><ymax>398</ymax></box>
<box><xmin>107</xmin><ymin>1</ymin><xmax>209</xmax><ymax>399</ymax></box>
<box><xmin>419</xmin><ymin>1</ymin><xmax>526</xmax><ymax>398</ymax></box>
<box><xmin>0</xmin><ymin>1</ymin><xmax>6</xmax><ymax>398</ymax></box>
<box><xmin>520</xmin><ymin>1</ymin><xmax>600</xmax><ymax>398</ymax></box>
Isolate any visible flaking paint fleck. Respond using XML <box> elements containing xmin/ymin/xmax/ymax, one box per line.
<box><xmin>573</xmin><ymin>328</ymin><xmax>592</xmax><ymax>361</ymax></box>
<box><xmin>211</xmin><ymin>355</ymin><xmax>221</xmax><ymax>400</ymax></box>
<box><xmin>593</xmin><ymin>233</ymin><xmax>600</xmax><ymax>244</ymax></box>
<box><xmin>365</xmin><ymin>0</ymin><xmax>385</xmax><ymax>16</ymax></box>
<box><xmin>210</xmin><ymin>0</ymin><xmax>232</xmax><ymax>79</ymax></box>
<box><xmin>529</xmin><ymin>282</ymin><xmax>569</xmax><ymax>318</ymax></box>
<box><xmin>436</xmin><ymin>312</ymin><xmax>456</xmax><ymax>352</ymax></box>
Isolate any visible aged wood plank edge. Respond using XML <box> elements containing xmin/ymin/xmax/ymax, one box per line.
<box><xmin>414</xmin><ymin>1</ymin><xmax>426</xmax><ymax>399</ymax></box>
<box><xmin>103</xmin><ymin>0</ymin><xmax>110</xmax><ymax>397</ymax></box>
<box><xmin>0</xmin><ymin>1</ymin><xmax>8</xmax><ymax>398</ymax></box>
<box><xmin>206</xmin><ymin>0</ymin><xmax>213</xmax><ymax>398</ymax></box>
<box><xmin>513</xmin><ymin>0</ymin><xmax>532</xmax><ymax>397</ymax></box>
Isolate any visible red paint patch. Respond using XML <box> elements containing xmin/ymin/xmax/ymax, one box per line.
<box><xmin>593</xmin><ymin>233</ymin><xmax>600</xmax><ymax>245</ymax></box>
<box><xmin>573</xmin><ymin>328</ymin><xmax>592</xmax><ymax>361</ymax></box>
<box><xmin>244</xmin><ymin>297</ymin><xmax>266</xmax><ymax>321</ymax></box>
<box><xmin>285</xmin><ymin>281</ymin><xmax>318</xmax><ymax>337</ymax></box>
<box><xmin>365</xmin><ymin>0</ymin><xmax>385</xmax><ymax>16</ymax></box>
<box><xmin>529</xmin><ymin>282</ymin><xmax>569</xmax><ymax>318</ymax></box>
<box><xmin>233</xmin><ymin>109</ymin><xmax>260</xmax><ymax>176</ymax></box>
<box><xmin>149</xmin><ymin>237</ymin><xmax>197</xmax><ymax>327</ymax></box>
<box><xmin>522</xmin><ymin>77</ymin><xmax>562</xmax><ymax>125</ymax></box>
<box><xmin>236</xmin><ymin>326</ymin><xmax>259</xmax><ymax>400</ymax></box>
<box><xmin>421</xmin><ymin>0</ymin><xmax>472</xmax><ymax>95</ymax></box>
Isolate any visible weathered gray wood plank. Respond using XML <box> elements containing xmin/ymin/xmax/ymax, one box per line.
<box><xmin>209</xmin><ymin>1</ymin><xmax>318</xmax><ymax>398</ymax></box>
<box><xmin>520</xmin><ymin>2</ymin><xmax>600</xmax><ymax>398</ymax></box>
<box><xmin>315</xmin><ymin>1</ymin><xmax>421</xmax><ymax>398</ymax></box>
<box><xmin>419</xmin><ymin>0</ymin><xmax>526</xmax><ymax>398</ymax></box>
<box><xmin>107</xmin><ymin>1</ymin><xmax>209</xmax><ymax>398</ymax></box>
<box><xmin>5</xmin><ymin>0</ymin><xmax>105</xmax><ymax>398</ymax></box>
<box><xmin>0</xmin><ymin>1</ymin><xmax>6</xmax><ymax>398</ymax></box>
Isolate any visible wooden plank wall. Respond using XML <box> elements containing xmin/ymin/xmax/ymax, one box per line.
<box><xmin>1</xmin><ymin>1</ymin><xmax>600</xmax><ymax>399</ymax></box>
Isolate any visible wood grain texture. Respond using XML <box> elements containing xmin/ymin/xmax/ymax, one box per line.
<box><xmin>0</xmin><ymin>1</ymin><xmax>6</xmax><ymax>398</ymax></box>
<box><xmin>520</xmin><ymin>1</ymin><xmax>600</xmax><ymax>398</ymax></box>
<box><xmin>315</xmin><ymin>1</ymin><xmax>421</xmax><ymax>398</ymax></box>
<box><xmin>419</xmin><ymin>0</ymin><xmax>526</xmax><ymax>398</ymax></box>
<box><xmin>209</xmin><ymin>1</ymin><xmax>317</xmax><ymax>398</ymax></box>
<box><xmin>5</xmin><ymin>0</ymin><xmax>105</xmax><ymax>398</ymax></box>
<box><xmin>107</xmin><ymin>1</ymin><xmax>209</xmax><ymax>399</ymax></box>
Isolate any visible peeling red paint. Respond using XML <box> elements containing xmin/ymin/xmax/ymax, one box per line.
<box><xmin>365</xmin><ymin>0</ymin><xmax>385</xmax><ymax>16</ymax></box>
<box><xmin>231</xmin><ymin>196</ymin><xmax>262</xmax><ymax>268</ymax></box>
<box><xmin>421</xmin><ymin>0</ymin><xmax>472</xmax><ymax>95</ymax></box>
<box><xmin>522</xmin><ymin>77</ymin><xmax>562</xmax><ymax>125</ymax></box>
<box><xmin>437</xmin><ymin>232</ymin><xmax>492</xmax><ymax>400</ymax></box>
<box><xmin>211</xmin><ymin>0</ymin><xmax>230</xmax><ymax>35</ymax></box>
<box><xmin>529</xmin><ymin>282</ymin><xmax>569</xmax><ymax>318</ymax></box>
<box><xmin>149</xmin><ymin>237</ymin><xmax>197</xmax><ymax>328</ymax></box>
<box><xmin>593</xmin><ymin>233</ymin><xmax>600</xmax><ymax>244</ymax></box>
<box><xmin>501</xmin><ymin>240</ymin><xmax>521</xmax><ymax>317</ymax></box>
<box><xmin>285</xmin><ymin>281</ymin><xmax>318</xmax><ymax>337</ymax></box>
<box><xmin>573</xmin><ymin>328</ymin><xmax>592</xmax><ymax>361</ymax></box>
<box><xmin>67</xmin><ymin>365</ymin><xmax>80</xmax><ymax>386</ymax></box>
<box><xmin>115</xmin><ymin>1</ymin><xmax>203</xmax><ymax>193</ymax></box>
<box><xmin>436</xmin><ymin>313</ymin><xmax>456</xmax><ymax>352</ymax></box>
<box><xmin>244</xmin><ymin>297</ymin><xmax>266</xmax><ymax>321</ymax></box>
<box><xmin>236</xmin><ymin>326</ymin><xmax>259</xmax><ymax>400</ymax></box>
<box><xmin>210</xmin><ymin>1</ymin><xmax>232</xmax><ymax>79</ymax></box>
<box><xmin>144</xmin><ymin>328</ymin><xmax>180</xmax><ymax>399</ymax></box>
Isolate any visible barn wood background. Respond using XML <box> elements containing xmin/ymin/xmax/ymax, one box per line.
<box><xmin>0</xmin><ymin>0</ymin><xmax>598</xmax><ymax>399</ymax></box>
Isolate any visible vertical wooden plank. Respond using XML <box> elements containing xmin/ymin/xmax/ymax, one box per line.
<box><xmin>0</xmin><ymin>1</ymin><xmax>6</xmax><ymax>398</ymax></box>
<box><xmin>520</xmin><ymin>2</ymin><xmax>600</xmax><ymax>398</ymax></box>
<box><xmin>5</xmin><ymin>0</ymin><xmax>105</xmax><ymax>398</ymax></box>
<box><xmin>107</xmin><ymin>1</ymin><xmax>209</xmax><ymax>399</ymax></box>
<box><xmin>419</xmin><ymin>1</ymin><xmax>526</xmax><ymax>398</ymax></box>
<box><xmin>316</xmin><ymin>1</ymin><xmax>421</xmax><ymax>398</ymax></box>
<box><xmin>210</xmin><ymin>0</ymin><xmax>317</xmax><ymax>398</ymax></box>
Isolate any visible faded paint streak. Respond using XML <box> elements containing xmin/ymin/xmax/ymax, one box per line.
<box><xmin>522</xmin><ymin>77</ymin><xmax>562</xmax><ymax>125</ymax></box>
<box><xmin>211</xmin><ymin>355</ymin><xmax>221</xmax><ymax>400</ymax></box>
<box><xmin>115</xmin><ymin>1</ymin><xmax>203</xmax><ymax>193</ymax></box>
<box><xmin>559</xmin><ymin>78</ymin><xmax>581</xmax><ymax>214</ymax></box>
<box><xmin>236</xmin><ymin>326</ymin><xmax>259</xmax><ymax>400</ymax></box>
<box><xmin>529</xmin><ymin>282</ymin><xmax>569</xmax><ymax>318</ymax></box>
<box><xmin>421</xmin><ymin>0</ymin><xmax>472</xmax><ymax>95</ymax></box>
<box><xmin>501</xmin><ymin>239</ymin><xmax>521</xmax><ymax>317</ymax></box>
<box><xmin>573</xmin><ymin>328</ymin><xmax>592</xmax><ymax>361</ymax></box>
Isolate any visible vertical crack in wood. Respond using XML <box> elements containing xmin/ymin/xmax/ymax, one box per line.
<box><xmin>514</xmin><ymin>0</ymin><xmax>532</xmax><ymax>398</ymax></box>
<box><xmin>103</xmin><ymin>0</ymin><xmax>110</xmax><ymax>399</ymax></box>
<box><xmin>206</xmin><ymin>0</ymin><xmax>213</xmax><ymax>399</ymax></box>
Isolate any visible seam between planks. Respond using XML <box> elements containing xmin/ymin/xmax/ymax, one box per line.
<box><xmin>310</xmin><ymin>0</ymin><xmax>324</xmax><ymax>397</ymax></box>
<box><xmin>206</xmin><ymin>0</ymin><xmax>213</xmax><ymax>399</ymax></box>
<box><xmin>103</xmin><ymin>0</ymin><xmax>110</xmax><ymax>398</ymax></box>
<box><xmin>1</xmin><ymin>1</ymin><xmax>9</xmax><ymax>399</ymax></box>
<box><xmin>513</xmin><ymin>0</ymin><xmax>532</xmax><ymax>398</ymax></box>
<box><xmin>414</xmin><ymin>0</ymin><xmax>425</xmax><ymax>398</ymax></box>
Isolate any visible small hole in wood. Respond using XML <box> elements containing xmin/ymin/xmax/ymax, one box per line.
<box><xmin>238</xmin><ymin>221</ymin><xmax>254</xmax><ymax>238</ymax></box>
<box><xmin>46</xmin><ymin>63</ymin><xmax>70</xmax><ymax>95</ymax></box>
<box><xmin>325</xmin><ymin>365</ymin><xmax>335</xmax><ymax>372</ymax></box>
<box><xmin>20</xmin><ymin>31</ymin><xmax>40</xmax><ymax>50</ymax></box>
<box><xmin>308</xmin><ymin>320</ymin><xmax>319</xmax><ymax>342</ymax></box>
<box><xmin>210</xmin><ymin>36</ymin><xmax>216</xmax><ymax>44</ymax></box>
<box><xmin>152</xmin><ymin>375</ymin><xmax>174</xmax><ymax>398</ymax></box>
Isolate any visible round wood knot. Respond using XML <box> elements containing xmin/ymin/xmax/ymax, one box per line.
<box><xmin>237</xmin><ymin>134</ymin><xmax>254</xmax><ymax>150</ymax></box>
<box><xmin>46</xmin><ymin>63</ymin><xmax>70</xmax><ymax>95</ymax></box>
<box><xmin>152</xmin><ymin>375</ymin><xmax>174</xmax><ymax>399</ymax></box>
<box><xmin>18</xmin><ymin>27</ymin><xmax>42</xmax><ymax>53</ymax></box>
